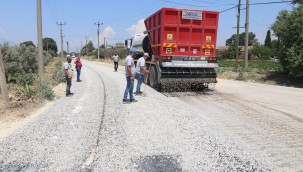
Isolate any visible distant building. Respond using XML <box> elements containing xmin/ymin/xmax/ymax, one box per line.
<box><xmin>115</xmin><ymin>42</ymin><xmax>125</xmax><ymax>48</ymax></box>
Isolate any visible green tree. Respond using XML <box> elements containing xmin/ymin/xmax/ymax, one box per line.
<box><xmin>225</xmin><ymin>32</ymin><xmax>259</xmax><ymax>46</ymax></box>
<box><xmin>250</xmin><ymin>45</ymin><xmax>272</xmax><ymax>60</ymax></box>
<box><xmin>264</xmin><ymin>30</ymin><xmax>272</xmax><ymax>48</ymax></box>
<box><xmin>20</xmin><ymin>41</ymin><xmax>36</xmax><ymax>48</ymax></box>
<box><xmin>81</xmin><ymin>41</ymin><xmax>95</xmax><ymax>56</ymax></box>
<box><xmin>271</xmin><ymin>4</ymin><xmax>303</xmax><ymax>79</ymax></box>
<box><xmin>43</xmin><ymin>37</ymin><xmax>57</xmax><ymax>57</ymax></box>
<box><xmin>271</xmin><ymin>39</ymin><xmax>280</xmax><ymax>56</ymax></box>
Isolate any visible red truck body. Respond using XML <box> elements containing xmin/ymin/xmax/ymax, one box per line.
<box><xmin>144</xmin><ymin>8</ymin><xmax>219</xmax><ymax>61</ymax></box>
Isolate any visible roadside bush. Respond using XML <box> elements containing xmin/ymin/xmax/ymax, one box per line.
<box><xmin>217</xmin><ymin>60</ymin><xmax>282</xmax><ymax>73</ymax></box>
<box><xmin>14</xmin><ymin>84</ymin><xmax>36</xmax><ymax>100</ymax></box>
<box><xmin>16</xmin><ymin>72</ymin><xmax>37</xmax><ymax>85</ymax></box>
<box><xmin>1</xmin><ymin>43</ymin><xmax>53</xmax><ymax>83</ymax></box>
<box><xmin>37</xmin><ymin>83</ymin><xmax>54</xmax><ymax>100</ymax></box>
<box><xmin>43</xmin><ymin>51</ymin><xmax>52</xmax><ymax>65</ymax></box>
<box><xmin>51</xmin><ymin>61</ymin><xmax>65</xmax><ymax>84</ymax></box>
<box><xmin>250</xmin><ymin>45</ymin><xmax>272</xmax><ymax>60</ymax></box>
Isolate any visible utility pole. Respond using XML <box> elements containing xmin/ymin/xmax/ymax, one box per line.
<box><xmin>56</xmin><ymin>22</ymin><xmax>66</xmax><ymax>59</ymax></box>
<box><xmin>66</xmin><ymin>41</ymin><xmax>69</xmax><ymax>54</ymax></box>
<box><xmin>80</xmin><ymin>42</ymin><xmax>83</xmax><ymax>55</ymax></box>
<box><xmin>46</xmin><ymin>42</ymin><xmax>49</xmax><ymax>53</ymax></box>
<box><xmin>236</xmin><ymin>0</ymin><xmax>241</xmax><ymax>63</ymax></box>
<box><xmin>94</xmin><ymin>22</ymin><xmax>103</xmax><ymax>60</ymax></box>
<box><xmin>85</xmin><ymin>36</ymin><xmax>88</xmax><ymax>56</ymax></box>
<box><xmin>0</xmin><ymin>50</ymin><xmax>9</xmax><ymax>102</ymax></box>
<box><xmin>244</xmin><ymin>0</ymin><xmax>249</xmax><ymax>69</ymax></box>
<box><xmin>37</xmin><ymin>0</ymin><xmax>44</xmax><ymax>82</ymax></box>
<box><xmin>104</xmin><ymin>37</ymin><xmax>106</xmax><ymax>48</ymax></box>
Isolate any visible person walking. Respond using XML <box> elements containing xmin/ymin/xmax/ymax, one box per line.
<box><xmin>134</xmin><ymin>53</ymin><xmax>150</xmax><ymax>95</ymax></box>
<box><xmin>112</xmin><ymin>54</ymin><xmax>119</xmax><ymax>72</ymax></box>
<box><xmin>74</xmin><ymin>55</ymin><xmax>82</xmax><ymax>82</ymax></box>
<box><xmin>64</xmin><ymin>56</ymin><xmax>73</xmax><ymax>97</ymax></box>
<box><xmin>123</xmin><ymin>49</ymin><xmax>138</xmax><ymax>103</ymax></box>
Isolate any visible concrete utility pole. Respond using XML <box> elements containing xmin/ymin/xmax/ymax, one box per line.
<box><xmin>244</xmin><ymin>0</ymin><xmax>250</xmax><ymax>69</ymax></box>
<box><xmin>80</xmin><ymin>42</ymin><xmax>83</xmax><ymax>55</ymax></box>
<box><xmin>37</xmin><ymin>0</ymin><xmax>44</xmax><ymax>82</ymax></box>
<box><xmin>94</xmin><ymin>22</ymin><xmax>103</xmax><ymax>60</ymax></box>
<box><xmin>236</xmin><ymin>0</ymin><xmax>241</xmax><ymax>62</ymax></box>
<box><xmin>85</xmin><ymin>36</ymin><xmax>88</xmax><ymax>55</ymax></box>
<box><xmin>104</xmin><ymin>37</ymin><xmax>106</xmax><ymax>48</ymax></box>
<box><xmin>56</xmin><ymin>22</ymin><xmax>66</xmax><ymax>59</ymax></box>
<box><xmin>0</xmin><ymin>50</ymin><xmax>9</xmax><ymax>102</ymax></box>
<box><xmin>66</xmin><ymin>41</ymin><xmax>69</xmax><ymax>54</ymax></box>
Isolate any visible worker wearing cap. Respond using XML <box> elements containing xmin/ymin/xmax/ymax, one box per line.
<box><xmin>123</xmin><ymin>49</ymin><xmax>138</xmax><ymax>103</ymax></box>
<box><xmin>134</xmin><ymin>53</ymin><xmax>150</xmax><ymax>95</ymax></box>
<box><xmin>64</xmin><ymin>56</ymin><xmax>73</xmax><ymax>96</ymax></box>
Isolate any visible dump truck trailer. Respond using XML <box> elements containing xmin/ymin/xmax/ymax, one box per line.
<box><xmin>127</xmin><ymin>8</ymin><xmax>219</xmax><ymax>91</ymax></box>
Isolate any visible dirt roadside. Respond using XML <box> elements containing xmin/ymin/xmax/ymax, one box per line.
<box><xmin>0</xmin><ymin>83</ymin><xmax>65</xmax><ymax>141</ymax></box>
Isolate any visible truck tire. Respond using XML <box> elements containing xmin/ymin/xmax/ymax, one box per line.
<box><xmin>149</xmin><ymin>65</ymin><xmax>158</xmax><ymax>88</ymax></box>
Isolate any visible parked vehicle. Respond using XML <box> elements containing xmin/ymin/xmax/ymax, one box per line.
<box><xmin>126</xmin><ymin>8</ymin><xmax>219</xmax><ymax>91</ymax></box>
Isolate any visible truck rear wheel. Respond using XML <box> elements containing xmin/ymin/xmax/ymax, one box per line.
<box><xmin>149</xmin><ymin>65</ymin><xmax>158</xmax><ymax>88</ymax></box>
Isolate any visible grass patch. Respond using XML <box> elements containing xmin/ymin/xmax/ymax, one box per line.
<box><xmin>216</xmin><ymin>60</ymin><xmax>303</xmax><ymax>87</ymax></box>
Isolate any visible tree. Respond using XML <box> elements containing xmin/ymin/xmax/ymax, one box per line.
<box><xmin>271</xmin><ymin>39</ymin><xmax>280</xmax><ymax>56</ymax></box>
<box><xmin>226</xmin><ymin>32</ymin><xmax>259</xmax><ymax>46</ymax></box>
<box><xmin>264</xmin><ymin>30</ymin><xmax>272</xmax><ymax>48</ymax></box>
<box><xmin>271</xmin><ymin>4</ymin><xmax>303</xmax><ymax>79</ymax></box>
<box><xmin>20</xmin><ymin>41</ymin><xmax>36</xmax><ymax>48</ymax></box>
<box><xmin>81</xmin><ymin>41</ymin><xmax>95</xmax><ymax>56</ymax></box>
<box><xmin>250</xmin><ymin>45</ymin><xmax>272</xmax><ymax>60</ymax></box>
<box><xmin>43</xmin><ymin>37</ymin><xmax>57</xmax><ymax>57</ymax></box>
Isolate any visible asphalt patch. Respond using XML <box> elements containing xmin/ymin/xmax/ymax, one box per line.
<box><xmin>134</xmin><ymin>154</ymin><xmax>182</xmax><ymax>172</ymax></box>
<box><xmin>1</xmin><ymin>166</ymin><xmax>37</xmax><ymax>172</ymax></box>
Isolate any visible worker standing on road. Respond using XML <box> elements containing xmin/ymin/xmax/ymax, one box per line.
<box><xmin>123</xmin><ymin>49</ymin><xmax>138</xmax><ymax>103</ymax></box>
<box><xmin>74</xmin><ymin>55</ymin><xmax>82</xmax><ymax>82</ymax></box>
<box><xmin>134</xmin><ymin>53</ymin><xmax>149</xmax><ymax>95</ymax></box>
<box><xmin>112</xmin><ymin>54</ymin><xmax>119</xmax><ymax>72</ymax></box>
<box><xmin>64</xmin><ymin>56</ymin><xmax>73</xmax><ymax>97</ymax></box>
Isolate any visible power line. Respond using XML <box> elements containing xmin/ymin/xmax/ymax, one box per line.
<box><xmin>222</xmin><ymin>1</ymin><xmax>292</xmax><ymax>13</ymax></box>
<box><xmin>248</xmin><ymin>1</ymin><xmax>292</xmax><ymax>5</ymax></box>
<box><xmin>280</xmin><ymin>0</ymin><xmax>295</xmax><ymax>7</ymax></box>
<box><xmin>160</xmin><ymin>0</ymin><xmax>229</xmax><ymax>8</ymax></box>
<box><xmin>189</xmin><ymin>0</ymin><xmax>236</xmax><ymax>5</ymax></box>
<box><xmin>220</xmin><ymin>5</ymin><xmax>238</xmax><ymax>13</ymax></box>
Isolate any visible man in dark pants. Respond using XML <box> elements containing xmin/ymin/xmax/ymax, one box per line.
<box><xmin>74</xmin><ymin>56</ymin><xmax>82</xmax><ymax>81</ymax></box>
<box><xmin>64</xmin><ymin>56</ymin><xmax>73</xmax><ymax>96</ymax></box>
<box><xmin>112</xmin><ymin>54</ymin><xmax>119</xmax><ymax>72</ymax></box>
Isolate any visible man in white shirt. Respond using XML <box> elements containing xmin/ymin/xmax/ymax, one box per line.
<box><xmin>112</xmin><ymin>54</ymin><xmax>119</xmax><ymax>72</ymax></box>
<box><xmin>64</xmin><ymin>56</ymin><xmax>73</xmax><ymax>96</ymax></box>
<box><xmin>134</xmin><ymin>53</ymin><xmax>150</xmax><ymax>95</ymax></box>
<box><xmin>123</xmin><ymin>49</ymin><xmax>138</xmax><ymax>103</ymax></box>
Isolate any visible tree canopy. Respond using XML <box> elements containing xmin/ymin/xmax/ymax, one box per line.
<box><xmin>81</xmin><ymin>41</ymin><xmax>95</xmax><ymax>55</ymax></box>
<box><xmin>225</xmin><ymin>32</ymin><xmax>259</xmax><ymax>46</ymax></box>
<box><xmin>20</xmin><ymin>41</ymin><xmax>36</xmax><ymax>48</ymax></box>
<box><xmin>264</xmin><ymin>30</ymin><xmax>272</xmax><ymax>48</ymax></box>
<box><xmin>43</xmin><ymin>37</ymin><xmax>57</xmax><ymax>57</ymax></box>
<box><xmin>271</xmin><ymin>2</ymin><xmax>303</xmax><ymax>79</ymax></box>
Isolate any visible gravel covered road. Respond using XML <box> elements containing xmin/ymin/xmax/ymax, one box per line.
<box><xmin>0</xmin><ymin>60</ymin><xmax>302</xmax><ymax>171</ymax></box>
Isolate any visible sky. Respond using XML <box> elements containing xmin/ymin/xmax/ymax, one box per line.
<box><xmin>0</xmin><ymin>0</ymin><xmax>293</xmax><ymax>53</ymax></box>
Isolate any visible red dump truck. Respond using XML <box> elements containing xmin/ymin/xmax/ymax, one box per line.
<box><xmin>127</xmin><ymin>8</ymin><xmax>219</xmax><ymax>91</ymax></box>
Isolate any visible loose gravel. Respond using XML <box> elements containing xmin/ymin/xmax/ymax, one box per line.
<box><xmin>0</xmin><ymin>60</ymin><xmax>281</xmax><ymax>171</ymax></box>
